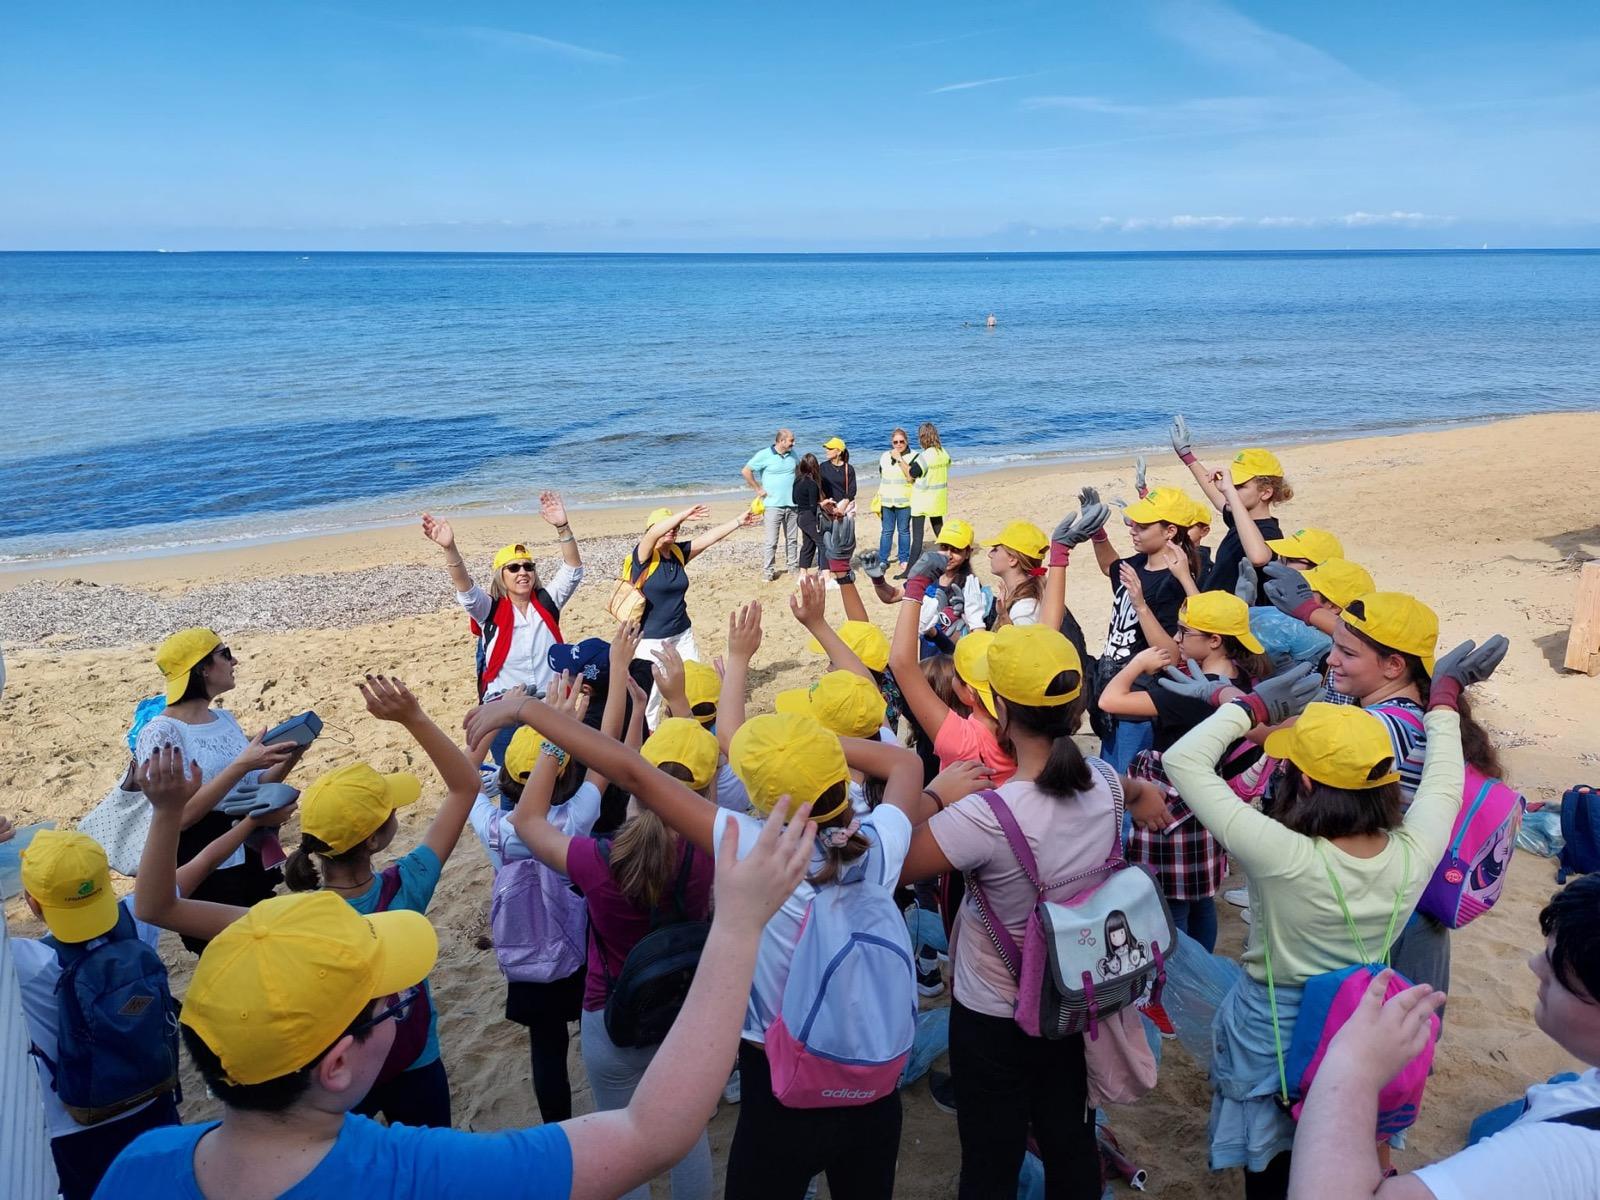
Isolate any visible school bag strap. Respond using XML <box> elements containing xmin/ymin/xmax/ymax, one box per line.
<box><xmin>376</xmin><ymin>863</ymin><xmax>405</xmax><ymax>911</ymax></box>
<box><xmin>1550</xmin><ymin>1106</ymin><xmax>1600</xmax><ymax>1130</ymax></box>
<box><xmin>589</xmin><ymin>840</ymin><xmax>698</xmax><ymax>992</ymax></box>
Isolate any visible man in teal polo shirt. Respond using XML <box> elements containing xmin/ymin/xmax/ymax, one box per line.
<box><xmin>742</xmin><ymin>429</ymin><xmax>798</xmax><ymax>580</ymax></box>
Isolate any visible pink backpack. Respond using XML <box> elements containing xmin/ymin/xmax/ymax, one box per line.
<box><xmin>1376</xmin><ymin>705</ymin><xmax>1525</xmax><ymax>929</ymax></box>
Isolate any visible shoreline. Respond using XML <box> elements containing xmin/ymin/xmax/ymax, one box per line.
<box><xmin>0</xmin><ymin>411</ymin><xmax>1556</xmax><ymax>590</ymax></box>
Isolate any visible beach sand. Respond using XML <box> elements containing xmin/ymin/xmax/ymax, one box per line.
<box><xmin>3</xmin><ymin>412</ymin><xmax>1599</xmax><ymax>1197</ymax></box>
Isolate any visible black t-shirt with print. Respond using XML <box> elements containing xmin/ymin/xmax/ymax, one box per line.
<box><xmin>1201</xmin><ymin>509</ymin><xmax>1281</xmax><ymax>596</ymax></box>
<box><xmin>1101</xmin><ymin>555</ymin><xmax>1186</xmax><ymax>668</ymax></box>
<box><xmin>1135</xmin><ymin>670</ymin><xmax>1257</xmax><ymax>753</ymax></box>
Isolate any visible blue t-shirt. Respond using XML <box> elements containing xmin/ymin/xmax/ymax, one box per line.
<box><xmin>343</xmin><ymin>844</ymin><xmax>444</xmax><ymax>1069</ymax></box>
<box><xmin>94</xmin><ymin>1112</ymin><xmax>573</xmax><ymax>1200</ymax></box>
<box><xmin>631</xmin><ymin>540</ymin><xmax>695</xmax><ymax>639</ymax></box>
<box><xmin>745</xmin><ymin>445</ymin><xmax>797</xmax><ymax>507</ymax></box>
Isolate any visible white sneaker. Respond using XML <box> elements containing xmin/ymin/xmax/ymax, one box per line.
<box><xmin>723</xmin><ymin>1068</ymin><xmax>741</xmax><ymax>1105</ymax></box>
<box><xmin>1224</xmin><ymin>887</ymin><xmax>1250</xmax><ymax>908</ymax></box>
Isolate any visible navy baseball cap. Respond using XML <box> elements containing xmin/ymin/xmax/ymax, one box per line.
<box><xmin>547</xmin><ymin>638</ymin><xmax>611</xmax><ymax>681</ymax></box>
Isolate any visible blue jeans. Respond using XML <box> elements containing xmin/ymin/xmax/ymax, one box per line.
<box><xmin>878</xmin><ymin>505</ymin><xmax>911</xmax><ymax>565</ymax></box>
<box><xmin>1165</xmin><ymin>896</ymin><xmax>1218</xmax><ymax>953</ymax></box>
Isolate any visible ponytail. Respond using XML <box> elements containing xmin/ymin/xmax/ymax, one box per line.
<box><xmin>996</xmin><ymin>672</ymin><xmax>1090</xmax><ymax>797</ymax></box>
<box><xmin>807</xmin><ymin>781</ymin><xmax>869</xmax><ymax>886</ymax></box>
<box><xmin>284</xmin><ymin>832</ymin><xmax>371</xmax><ymax>892</ymax></box>
<box><xmin>1221</xmin><ymin>636</ymin><xmax>1274</xmax><ymax>687</ymax></box>
<box><xmin>611</xmin><ymin>761</ymin><xmax>694</xmax><ymax>907</ymax></box>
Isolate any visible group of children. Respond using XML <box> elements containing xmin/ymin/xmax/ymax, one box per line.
<box><xmin>7</xmin><ymin>412</ymin><xmax>1598</xmax><ymax>1200</ymax></box>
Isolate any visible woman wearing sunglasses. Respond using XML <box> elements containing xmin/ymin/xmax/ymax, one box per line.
<box><xmin>133</xmin><ymin>627</ymin><xmax>304</xmax><ymax>951</ymax></box>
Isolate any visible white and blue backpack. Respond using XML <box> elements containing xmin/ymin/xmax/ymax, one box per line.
<box><xmin>763</xmin><ymin>826</ymin><xmax>917</xmax><ymax>1108</ymax></box>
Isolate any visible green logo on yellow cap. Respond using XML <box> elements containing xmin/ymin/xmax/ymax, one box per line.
<box><xmin>76</xmin><ymin>880</ymin><xmax>95</xmax><ymax>897</ymax></box>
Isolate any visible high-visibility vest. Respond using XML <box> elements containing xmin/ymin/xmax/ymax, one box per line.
<box><xmin>910</xmin><ymin>447</ymin><xmax>951</xmax><ymax>517</ymax></box>
<box><xmin>877</xmin><ymin>451</ymin><xmax>912</xmax><ymax>508</ymax></box>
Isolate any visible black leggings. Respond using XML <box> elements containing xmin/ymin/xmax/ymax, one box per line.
<box><xmin>354</xmin><ymin>1057</ymin><xmax>452</xmax><ymax>1128</ymax></box>
<box><xmin>508</xmin><ymin>972</ymin><xmax>585</xmax><ymax>1122</ymax></box>
<box><xmin>797</xmin><ymin>509</ymin><xmax>824</xmax><ymax>569</ymax></box>
<box><xmin>908</xmin><ymin>515</ymin><xmax>944</xmax><ymax>565</ymax></box>
<box><xmin>724</xmin><ymin>1040</ymin><xmax>903</xmax><ymax>1200</ymax></box>
<box><xmin>1244</xmin><ymin>1152</ymin><xmax>1293</xmax><ymax>1200</ymax></box>
<box><xmin>949</xmin><ymin>998</ymin><xmax>1099</xmax><ymax>1200</ymax></box>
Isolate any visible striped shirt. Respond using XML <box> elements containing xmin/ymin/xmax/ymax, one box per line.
<box><xmin>1367</xmin><ymin>697</ymin><xmax>1427</xmax><ymax>804</ymax></box>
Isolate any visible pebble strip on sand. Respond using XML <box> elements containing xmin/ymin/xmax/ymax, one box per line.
<box><xmin>0</xmin><ymin>533</ymin><xmax>769</xmax><ymax>651</ymax></box>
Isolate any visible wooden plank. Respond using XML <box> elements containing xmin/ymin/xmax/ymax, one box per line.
<box><xmin>1</xmin><ymin>922</ymin><xmax>61</xmax><ymax>1200</ymax></box>
<box><xmin>1565</xmin><ymin>561</ymin><xmax>1600</xmax><ymax>674</ymax></box>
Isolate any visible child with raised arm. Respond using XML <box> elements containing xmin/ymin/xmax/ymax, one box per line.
<box><xmin>1167</xmin><ymin>415</ymin><xmax>1291</xmax><ymax>596</ymax></box>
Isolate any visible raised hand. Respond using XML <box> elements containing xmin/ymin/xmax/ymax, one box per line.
<box><xmin>1078</xmin><ymin>485</ymin><xmax>1101</xmax><ymax>508</ymax></box>
<box><xmin>1429</xmin><ymin>634</ymin><xmax>1510</xmax><ymax>712</ymax></box>
<box><xmin>610</xmin><ymin>620</ymin><xmax>642</xmax><ymax>683</ymax></box>
<box><xmin>1317</xmin><ymin>971</ymin><xmax>1446</xmax><ymax>1092</ymax></box>
<box><xmin>1157</xmin><ymin>657</ymin><xmax>1234</xmax><ymax>707</ymax></box>
<box><xmin>1052</xmin><ymin>501</ymin><xmax>1110</xmax><ymax>549</ymax></box>
<box><xmin>1262</xmin><ymin>561</ymin><xmax>1319</xmax><ymax>622</ymax></box>
<box><xmin>463</xmin><ymin>691</ymin><xmax>528</xmax><ymax>748</ymax></box>
<box><xmin>547</xmin><ymin>671</ymin><xmax>591</xmax><ymax>724</ymax></box>
<box><xmin>682</xmin><ymin>504</ymin><xmax>712</xmax><ymax>525</ymax></box>
<box><xmin>538</xmin><ymin>490</ymin><xmax>569</xmax><ymax>528</ymax></box>
<box><xmin>138</xmin><ymin>746</ymin><xmax>204</xmax><ymax>814</ymax></box>
<box><xmin>1134</xmin><ymin>456</ymin><xmax>1148</xmax><ymax>498</ymax></box>
<box><xmin>1171</xmin><ymin>414</ymin><xmax>1194</xmax><ymax>460</ymax></box>
<box><xmin>1118</xmin><ymin>562</ymin><xmax>1146</xmax><ymax>608</ymax></box>
<box><xmin>727</xmin><ymin>601</ymin><xmax>764</xmax><ymax>662</ymax></box>
<box><xmin>857</xmin><ymin>549</ymin><xmax>887</xmax><ymax>581</ymax></box>
<box><xmin>1234</xmin><ymin>564</ymin><xmax>1258</xmax><ymax>606</ymax></box>
<box><xmin>1161</xmin><ymin>542</ymin><xmax>1192</xmax><ymax>584</ymax></box>
<box><xmin>359</xmin><ymin>674</ymin><xmax>425</xmax><ymax>725</ymax></box>
<box><xmin>789</xmin><ymin>573</ymin><xmax>828</xmax><ymax>627</ymax></box>
<box><xmin>420</xmin><ymin>513</ymin><xmax>456</xmax><ymax>551</ymax></box>
<box><xmin>651</xmin><ymin>643</ymin><xmax>688</xmax><ymax>696</ymax></box>
<box><xmin>1243</xmin><ymin>661</ymin><xmax>1321</xmax><ymax>725</ymax></box>
<box><xmin>738</xmin><ymin>509</ymin><xmax>761</xmax><ymax>528</ymax></box>
<box><xmin>712</xmin><ymin>802</ymin><xmax>817</xmax><ymax>936</ymax></box>
<box><xmin>907</xmin><ymin>550</ymin><xmax>948</xmax><ymax>582</ymax></box>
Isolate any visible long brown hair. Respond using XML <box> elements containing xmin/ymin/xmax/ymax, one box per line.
<box><xmin>1220</xmin><ymin>635</ymin><xmax>1273</xmax><ymax>687</ymax></box>
<box><xmin>996</xmin><ymin>548</ymin><xmax>1043</xmax><ymax>608</ymax></box>
<box><xmin>996</xmin><ymin>672</ymin><xmax>1089</xmax><ymax>797</ymax></box>
<box><xmin>918</xmin><ymin>422</ymin><xmax>942</xmax><ymax>450</ymax></box>
<box><xmin>611</xmin><ymin>763</ymin><xmax>691</xmax><ymax>907</ymax></box>
<box><xmin>1269</xmin><ymin>763</ymin><xmax>1404</xmax><ymax>838</ymax></box>
<box><xmin>284</xmin><ymin>832</ymin><xmax>366</xmax><ymax>892</ymax></box>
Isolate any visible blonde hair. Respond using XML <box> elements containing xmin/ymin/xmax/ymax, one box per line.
<box><xmin>1254</xmin><ymin>474</ymin><xmax>1294</xmax><ymax>504</ymax></box>
<box><xmin>611</xmin><ymin>762</ymin><xmax>694</xmax><ymax>907</ymax></box>
<box><xmin>918</xmin><ymin>422</ymin><xmax>942</xmax><ymax>450</ymax></box>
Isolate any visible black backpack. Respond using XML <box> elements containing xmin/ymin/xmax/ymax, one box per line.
<box><xmin>590</xmin><ymin>843</ymin><xmax>709</xmax><ymax>1048</ymax></box>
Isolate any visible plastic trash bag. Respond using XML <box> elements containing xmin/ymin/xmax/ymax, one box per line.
<box><xmin>1517</xmin><ymin>808</ymin><xmax>1564</xmax><ymax>859</ymax></box>
<box><xmin>897</xmin><ymin>1007</ymin><xmax>949</xmax><ymax>1089</ymax></box>
<box><xmin>1156</xmin><ymin>928</ymin><xmax>1247</xmax><ymax>1065</ymax></box>
<box><xmin>904</xmin><ymin>901</ymin><xmax>948</xmax><ymax>957</ymax></box>
<box><xmin>1249</xmin><ymin>607</ymin><xmax>1332</xmax><ymax>672</ymax></box>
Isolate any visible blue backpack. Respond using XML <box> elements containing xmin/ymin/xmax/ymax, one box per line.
<box><xmin>33</xmin><ymin>906</ymin><xmax>180</xmax><ymax>1125</ymax></box>
<box><xmin>1558</xmin><ymin>786</ymin><xmax>1600</xmax><ymax>883</ymax></box>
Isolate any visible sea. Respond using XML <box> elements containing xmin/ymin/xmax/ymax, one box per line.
<box><xmin>2</xmin><ymin>249</ymin><xmax>1597</xmax><ymax>566</ymax></box>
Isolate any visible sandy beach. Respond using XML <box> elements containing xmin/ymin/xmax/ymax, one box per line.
<box><xmin>4</xmin><ymin>411</ymin><xmax>1599</xmax><ymax>1197</ymax></box>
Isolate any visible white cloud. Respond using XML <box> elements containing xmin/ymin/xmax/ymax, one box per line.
<box><xmin>1092</xmin><ymin>212</ymin><xmax>1454</xmax><ymax>233</ymax></box>
<box><xmin>928</xmin><ymin>73</ymin><xmax>1038</xmax><ymax>95</ymax></box>
<box><xmin>451</xmin><ymin>24</ymin><xmax>623</xmax><ymax>64</ymax></box>
<box><xmin>1340</xmin><ymin>210</ymin><xmax>1454</xmax><ymax>227</ymax></box>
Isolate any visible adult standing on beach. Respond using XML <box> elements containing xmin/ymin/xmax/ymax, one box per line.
<box><xmin>876</xmin><ymin>428</ymin><xmax>914</xmax><ymax>570</ymax></box>
<box><xmin>906</xmin><ymin>422</ymin><xmax>951</xmax><ymax>572</ymax></box>
<box><xmin>742</xmin><ymin>429</ymin><xmax>798</xmax><ymax>581</ymax></box>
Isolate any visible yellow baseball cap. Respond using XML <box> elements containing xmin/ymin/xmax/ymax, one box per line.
<box><xmin>823</xmin><ymin>437</ymin><xmax>847</xmax><ymax>452</ymax></box>
<box><xmin>952</xmin><ymin>629</ymin><xmax>996</xmax><ymax>717</ymax></box>
<box><xmin>300</xmin><ymin>762</ymin><xmax>423</xmax><ymax>855</ymax></box>
<box><xmin>1263</xmin><ymin>704</ymin><xmax>1400</xmax><ymax>790</ymax></box>
<box><xmin>642</xmin><ymin>718</ymin><xmax>720</xmax><ymax>791</ymax></box>
<box><xmin>1185</xmin><ymin>497</ymin><xmax>1214</xmax><ymax>527</ymax></box>
<box><xmin>156</xmin><ymin>627</ymin><xmax>222</xmax><ymax>705</ymax></box>
<box><xmin>491</xmin><ymin>543</ymin><xmax>534</xmax><ymax>573</ymax></box>
<box><xmin>729</xmin><ymin>712</ymin><xmax>850</xmax><ymax>820</ymax></box>
<box><xmin>1229</xmin><ymin>448</ymin><xmax>1285</xmax><ymax>486</ymax></box>
<box><xmin>181</xmin><ymin>891</ymin><xmax>438</xmax><ymax>1086</ymax></box>
<box><xmin>503</xmin><ymin>727</ymin><xmax>540</xmax><ymax>784</ymax></box>
<box><xmin>987</xmin><ymin>624</ymin><xmax>1083</xmax><ymax>707</ymax></box>
<box><xmin>21</xmin><ymin>830</ymin><xmax>119</xmax><ymax>942</ymax></box>
<box><xmin>1179</xmin><ymin>591</ymin><xmax>1265</xmax><ymax>653</ymax></box>
<box><xmin>984</xmin><ymin>520</ymin><xmax>1048</xmax><ymax>561</ymax></box>
<box><xmin>775</xmin><ymin>671</ymin><xmax>887</xmax><ymax>739</ymax></box>
<box><xmin>1123</xmin><ymin>486</ymin><xmax>1196</xmax><ymax>527</ymax></box>
<box><xmin>1265</xmin><ymin>527</ymin><xmax>1344</xmax><ymax>565</ymax></box>
<box><xmin>682</xmin><ymin>659</ymin><xmax>722</xmax><ymax>721</ymax></box>
<box><xmin>1302</xmin><ymin>559</ymin><xmax>1376</xmax><ymax>610</ymax></box>
<box><xmin>1340</xmin><ymin>591</ymin><xmax>1438</xmax><ymax>672</ymax></box>
<box><xmin>806</xmin><ymin>620</ymin><xmax>890</xmax><ymax>673</ymax></box>
<box><xmin>936</xmin><ymin>518</ymin><xmax>975</xmax><ymax>551</ymax></box>
<box><xmin>646</xmin><ymin>507</ymin><xmax>675</xmax><ymax>529</ymax></box>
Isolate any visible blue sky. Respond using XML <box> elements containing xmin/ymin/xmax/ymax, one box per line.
<box><xmin>3</xmin><ymin>0</ymin><xmax>1597</xmax><ymax>250</ymax></box>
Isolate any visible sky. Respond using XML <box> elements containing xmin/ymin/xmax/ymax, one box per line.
<box><xmin>3</xmin><ymin>0</ymin><xmax>1598</xmax><ymax>251</ymax></box>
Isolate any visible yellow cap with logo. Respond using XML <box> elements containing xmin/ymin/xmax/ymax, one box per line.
<box><xmin>1302</xmin><ymin>559</ymin><xmax>1376</xmax><ymax>610</ymax></box>
<box><xmin>1340</xmin><ymin>591</ymin><xmax>1439</xmax><ymax>672</ymax></box>
<box><xmin>729</xmin><ymin>712</ymin><xmax>850</xmax><ymax>821</ymax></box>
<box><xmin>936</xmin><ymin>518</ymin><xmax>975</xmax><ymax>551</ymax></box>
<box><xmin>156</xmin><ymin>627</ymin><xmax>222</xmax><ymax>705</ymax></box>
<box><xmin>1265</xmin><ymin>527</ymin><xmax>1344</xmax><ymax>565</ymax></box>
<box><xmin>984</xmin><ymin>520</ymin><xmax>1049</xmax><ymax>561</ymax></box>
<box><xmin>682</xmin><ymin>659</ymin><xmax>722</xmax><ymax>720</ymax></box>
<box><xmin>987</xmin><ymin>624</ymin><xmax>1083</xmax><ymax>707</ymax></box>
<box><xmin>823</xmin><ymin>437</ymin><xmax>847</xmax><ymax>452</ymax></box>
<box><xmin>1228</xmin><ymin>448</ymin><xmax>1285</xmax><ymax>486</ymax></box>
<box><xmin>1123</xmin><ymin>487</ymin><xmax>1197</xmax><ymax>527</ymax></box>
<box><xmin>21</xmin><ymin>830</ymin><xmax>119</xmax><ymax>942</ymax></box>
<box><xmin>503</xmin><ymin>727</ymin><xmax>541</xmax><ymax>784</ymax></box>
<box><xmin>181</xmin><ymin>891</ymin><xmax>438</xmax><ymax>1086</ymax></box>
<box><xmin>642</xmin><ymin>718</ymin><xmax>721</xmax><ymax>791</ymax></box>
<box><xmin>1263</xmin><ymin>703</ymin><xmax>1400</xmax><ymax>790</ymax></box>
<box><xmin>775</xmin><ymin>671</ymin><xmax>887</xmax><ymax>739</ymax></box>
<box><xmin>300</xmin><ymin>762</ymin><xmax>423</xmax><ymax>855</ymax></box>
<box><xmin>952</xmin><ymin>629</ymin><xmax>997</xmax><ymax>717</ymax></box>
<box><xmin>646</xmin><ymin>507</ymin><xmax>675</xmax><ymax>529</ymax></box>
<box><xmin>492</xmin><ymin>543</ymin><xmax>534</xmax><ymax>573</ymax></box>
<box><xmin>806</xmin><ymin>620</ymin><xmax>890</xmax><ymax>673</ymax></box>
<box><xmin>1179</xmin><ymin>591</ymin><xmax>1265</xmax><ymax>653</ymax></box>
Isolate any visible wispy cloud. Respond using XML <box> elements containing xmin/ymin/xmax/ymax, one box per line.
<box><xmin>928</xmin><ymin>72</ymin><xmax>1039</xmax><ymax>95</ymax></box>
<box><xmin>1150</xmin><ymin>0</ymin><xmax>1385</xmax><ymax>97</ymax></box>
<box><xmin>449</xmin><ymin>24</ymin><xmax>623</xmax><ymax>64</ymax></box>
<box><xmin>1093</xmin><ymin>211</ymin><xmax>1454</xmax><ymax>233</ymax></box>
<box><xmin>898</xmin><ymin>26</ymin><xmax>1012</xmax><ymax>51</ymax></box>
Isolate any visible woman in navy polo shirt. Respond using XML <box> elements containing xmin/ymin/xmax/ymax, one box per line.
<box><xmin>626</xmin><ymin>503</ymin><xmax>758</xmax><ymax>725</ymax></box>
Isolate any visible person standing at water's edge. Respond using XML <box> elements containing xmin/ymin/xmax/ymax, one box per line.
<box><xmin>876</xmin><ymin>428</ymin><xmax>914</xmax><ymax>570</ymax></box>
<box><xmin>906</xmin><ymin>422</ymin><xmax>951</xmax><ymax>573</ymax></box>
<box><xmin>742</xmin><ymin>430</ymin><xmax>799</xmax><ymax>581</ymax></box>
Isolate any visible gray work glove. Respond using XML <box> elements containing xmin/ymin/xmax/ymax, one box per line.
<box><xmin>857</xmin><ymin>550</ymin><xmax>887</xmax><ymax>581</ymax></box>
<box><xmin>1233</xmin><ymin>564</ymin><xmax>1258</xmax><ymax>606</ymax></box>
<box><xmin>1134</xmin><ymin>455</ymin><xmax>1148</xmax><ymax>498</ymax></box>
<box><xmin>1262</xmin><ymin>561</ymin><xmax>1319</xmax><ymax>622</ymax></box>
<box><xmin>1171</xmin><ymin>414</ymin><xmax>1194</xmax><ymax>459</ymax></box>
<box><xmin>219</xmin><ymin>781</ymin><xmax>300</xmax><ymax>819</ymax></box>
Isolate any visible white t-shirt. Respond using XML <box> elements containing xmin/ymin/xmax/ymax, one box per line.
<box><xmin>919</xmin><ymin>575</ymin><xmax>989</xmax><ymax>638</ymax></box>
<box><xmin>1412</xmin><ymin>1069</ymin><xmax>1600</xmax><ymax>1200</ymax></box>
<box><xmin>469</xmin><ymin>775</ymin><xmax>602</xmax><ymax>869</ymax></box>
<box><xmin>11</xmin><ymin>898</ymin><xmax>165</xmax><ymax>1139</ymax></box>
<box><xmin>711</xmin><ymin>805</ymin><xmax>912</xmax><ymax>1043</ymax></box>
<box><xmin>1008</xmin><ymin>597</ymin><xmax>1040</xmax><ymax>626</ymax></box>
<box><xmin>133</xmin><ymin>709</ymin><xmax>254</xmax><ymax>869</ymax></box>
<box><xmin>457</xmin><ymin>564</ymin><xmax>585</xmax><ymax>699</ymax></box>
<box><xmin>714</xmin><ymin>761</ymin><xmax>751</xmax><ymax>814</ymax></box>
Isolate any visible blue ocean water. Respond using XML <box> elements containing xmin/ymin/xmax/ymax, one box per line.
<box><xmin>2</xmin><ymin>249</ymin><xmax>1597</xmax><ymax>564</ymax></box>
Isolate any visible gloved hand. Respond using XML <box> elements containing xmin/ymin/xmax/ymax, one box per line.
<box><xmin>824</xmin><ymin>513</ymin><xmax>857</xmax><ymax>574</ymax></box>
<box><xmin>1078</xmin><ymin>485</ymin><xmax>1101</xmax><ymax>508</ymax></box>
<box><xmin>1237</xmin><ymin>662</ymin><xmax>1320</xmax><ymax>726</ymax></box>
<box><xmin>1134</xmin><ymin>455</ymin><xmax>1148</xmax><ymax>499</ymax></box>
<box><xmin>903</xmin><ymin>550</ymin><xmax>948</xmax><ymax>603</ymax></box>
<box><xmin>1156</xmin><ymin>657</ymin><xmax>1238</xmax><ymax>708</ymax></box>
<box><xmin>219</xmin><ymin>781</ymin><xmax>301</xmax><ymax>819</ymax></box>
<box><xmin>1050</xmin><ymin>501</ymin><xmax>1112</xmax><ymax>566</ymax></box>
<box><xmin>1262</xmin><ymin>562</ymin><xmax>1320</xmax><ymax>623</ymax></box>
<box><xmin>1171</xmin><ymin>414</ymin><xmax>1195</xmax><ymax>463</ymax></box>
<box><xmin>858</xmin><ymin>549</ymin><xmax>887</xmax><ymax>580</ymax></box>
<box><xmin>1428</xmin><ymin>635</ymin><xmax>1510</xmax><ymax>712</ymax></box>
<box><xmin>1233</xmin><ymin>564</ymin><xmax>1258</xmax><ymax>606</ymax></box>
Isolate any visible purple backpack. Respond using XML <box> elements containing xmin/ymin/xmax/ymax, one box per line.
<box><xmin>487</xmin><ymin>812</ymin><xmax>587</xmax><ymax>984</ymax></box>
<box><xmin>1376</xmin><ymin>705</ymin><xmax>1525</xmax><ymax>929</ymax></box>
<box><xmin>967</xmin><ymin>760</ymin><xmax>1175</xmax><ymax>1040</ymax></box>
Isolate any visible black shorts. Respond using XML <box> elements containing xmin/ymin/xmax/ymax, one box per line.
<box><xmin>504</xmin><ymin>967</ymin><xmax>586</xmax><ymax>1027</ymax></box>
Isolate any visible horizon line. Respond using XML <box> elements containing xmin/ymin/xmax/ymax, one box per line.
<box><xmin>4</xmin><ymin>246</ymin><xmax>1599</xmax><ymax>257</ymax></box>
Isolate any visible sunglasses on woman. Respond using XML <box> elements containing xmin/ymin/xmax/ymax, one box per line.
<box><xmin>350</xmin><ymin>987</ymin><xmax>420</xmax><ymax>1037</ymax></box>
<box><xmin>502</xmin><ymin>561</ymin><xmax>536</xmax><ymax>574</ymax></box>
<box><xmin>214</xmin><ymin>646</ymin><xmax>236</xmax><ymax>663</ymax></box>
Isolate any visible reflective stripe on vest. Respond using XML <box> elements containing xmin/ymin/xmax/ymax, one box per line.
<box><xmin>877</xmin><ymin>452</ymin><xmax>911</xmax><ymax>506</ymax></box>
<box><xmin>911</xmin><ymin>449</ymin><xmax>950</xmax><ymax>516</ymax></box>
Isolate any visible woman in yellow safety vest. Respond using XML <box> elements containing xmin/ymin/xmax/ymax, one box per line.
<box><xmin>906</xmin><ymin>422</ymin><xmax>951</xmax><ymax>574</ymax></box>
<box><xmin>875</xmin><ymin>427</ymin><xmax>915</xmax><ymax>572</ymax></box>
